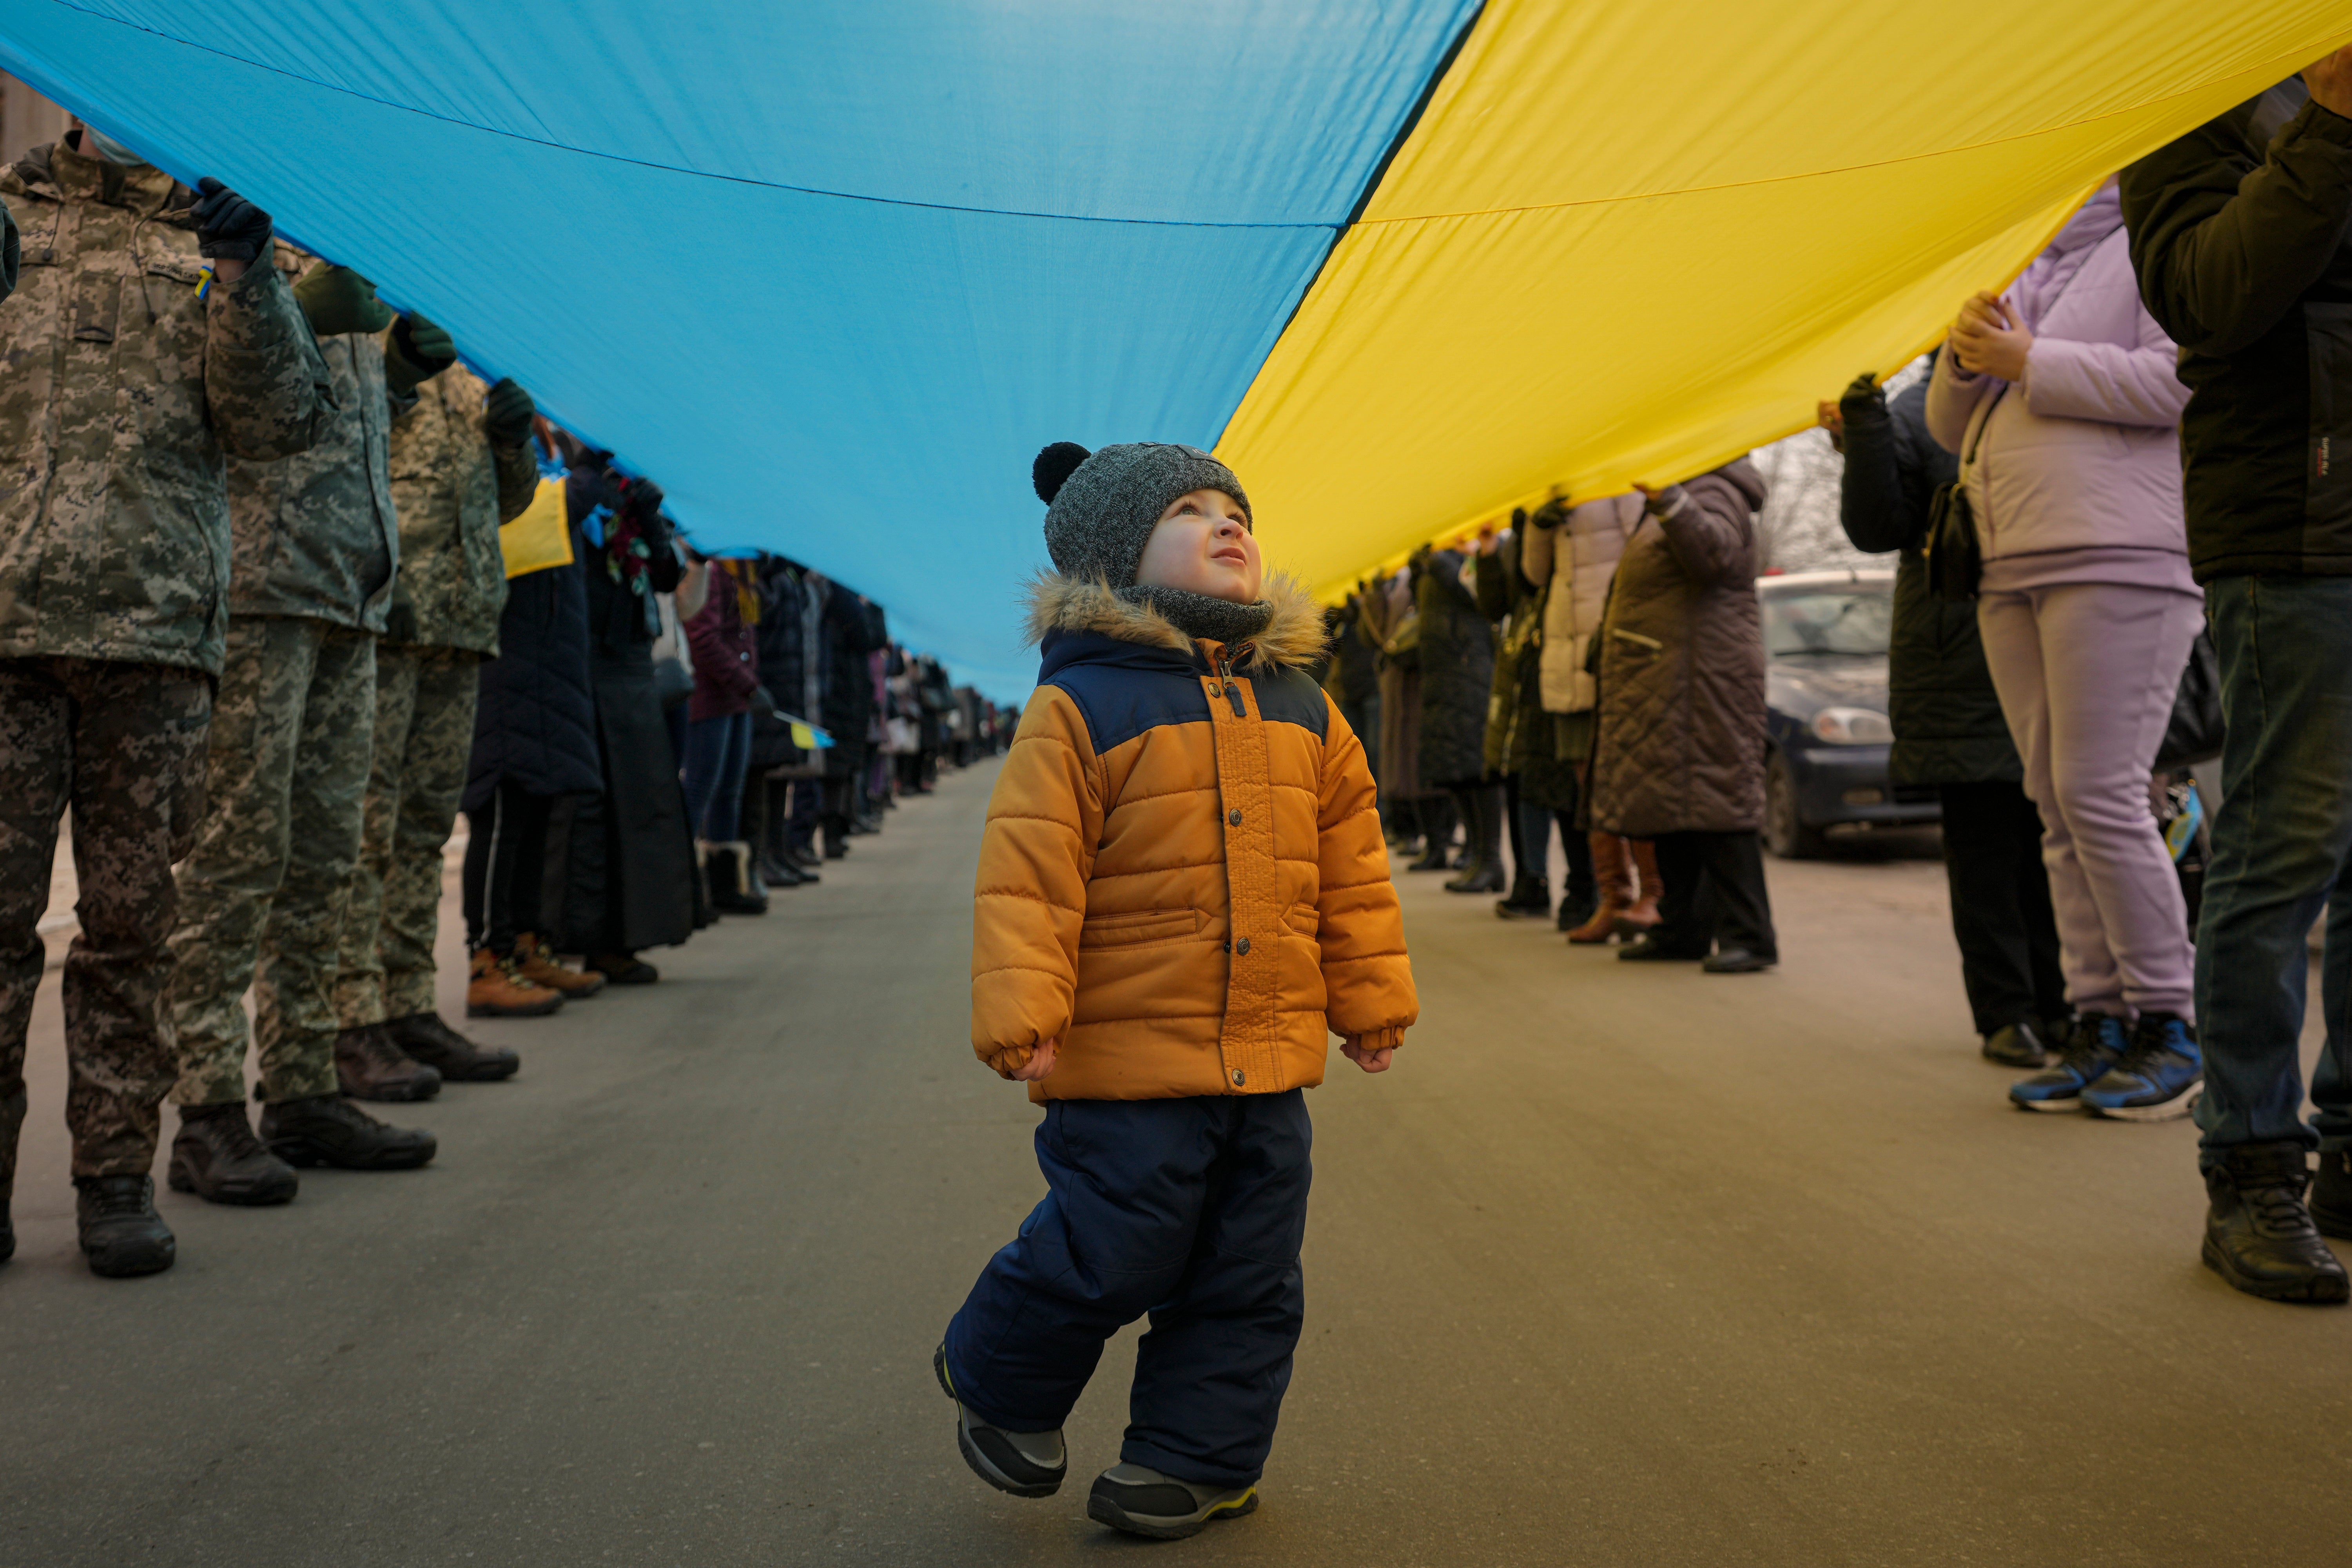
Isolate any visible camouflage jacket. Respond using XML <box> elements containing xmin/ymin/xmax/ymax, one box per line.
<box><xmin>224</xmin><ymin>245</ymin><xmax>402</xmax><ymax>630</ymax></box>
<box><xmin>0</xmin><ymin>141</ymin><xmax>335</xmax><ymax>676</ymax></box>
<box><xmin>383</xmin><ymin>365</ymin><xmax>535</xmax><ymax>653</ymax></box>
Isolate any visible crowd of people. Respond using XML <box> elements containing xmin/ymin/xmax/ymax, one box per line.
<box><xmin>6</xmin><ymin>53</ymin><xmax>2352</xmax><ymax>1318</ymax></box>
<box><xmin>1318</xmin><ymin>60</ymin><xmax>2352</xmax><ymax>1307</ymax></box>
<box><xmin>0</xmin><ymin>119</ymin><xmax>1005</xmax><ymax>1277</ymax></box>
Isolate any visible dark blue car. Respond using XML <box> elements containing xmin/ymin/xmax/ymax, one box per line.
<box><xmin>1757</xmin><ymin>569</ymin><xmax>1940</xmax><ymax>857</ymax></box>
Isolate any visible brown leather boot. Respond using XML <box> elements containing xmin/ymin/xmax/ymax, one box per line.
<box><xmin>1565</xmin><ymin>833</ymin><xmax>1631</xmax><ymax>944</ymax></box>
<box><xmin>514</xmin><ymin>932</ymin><xmax>607</xmax><ymax>998</ymax></box>
<box><xmin>467</xmin><ymin>946</ymin><xmax>562</xmax><ymax>1018</ymax></box>
<box><xmin>1616</xmin><ymin>838</ymin><xmax>1664</xmax><ymax>937</ymax></box>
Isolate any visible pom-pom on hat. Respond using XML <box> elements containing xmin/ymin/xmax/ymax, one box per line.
<box><xmin>1034</xmin><ymin>440</ymin><xmax>1251</xmax><ymax>591</ymax></box>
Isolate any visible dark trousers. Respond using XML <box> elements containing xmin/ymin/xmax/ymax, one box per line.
<box><xmin>787</xmin><ymin>776</ymin><xmax>821</xmax><ymax>850</ymax></box>
<box><xmin>945</xmin><ymin>1091</ymin><xmax>1312</xmax><ymax>1488</ymax></box>
<box><xmin>682</xmin><ymin>710</ymin><xmax>753</xmax><ymax>841</ymax></box>
<box><xmin>1937</xmin><ymin>780</ymin><xmax>2066</xmax><ymax>1037</ymax></box>
<box><xmin>461</xmin><ymin>781</ymin><xmax>553</xmax><ymax>955</ymax></box>
<box><xmin>2194</xmin><ymin>576</ymin><xmax>2352</xmax><ymax>1158</ymax></box>
<box><xmin>1649</xmin><ymin>830</ymin><xmax>1777</xmax><ymax>958</ymax></box>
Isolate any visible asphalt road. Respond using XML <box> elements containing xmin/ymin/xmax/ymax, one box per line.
<box><xmin>3</xmin><ymin>761</ymin><xmax>2347</xmax><ymax>1567</ymax></box>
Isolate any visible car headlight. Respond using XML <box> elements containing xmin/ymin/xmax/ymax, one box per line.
<box><xmin>1811</xmin><ymin>706</ymin><xmax>1893</xmax><ymax>745</ymax></box>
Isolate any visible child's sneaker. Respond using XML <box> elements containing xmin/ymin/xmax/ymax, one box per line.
<box><xmin>1087</xmin><ymin>1464</ymin><xmax>1259</xmax><ymax>1539</ymax></box>
<box><xmin>933</xmin><ymin>1344</ymin><xmax>1064</xmax><ymax>1497</ymax></box>
<box><xmin>2082</xmin><ymin>1013</ymin><xmax>2203</xmax><ymax>1122</ymax></box>
<box><xmin>2008</xmin><ymin>1012</ymin><xmax>2129</xmax><ymax>1112</ymax></box>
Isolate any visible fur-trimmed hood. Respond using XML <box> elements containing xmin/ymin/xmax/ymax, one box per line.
<box><xmin>1023</xmin><ymin>569</ymin><xmax>1330</xmax><ymax>673</ymax></box>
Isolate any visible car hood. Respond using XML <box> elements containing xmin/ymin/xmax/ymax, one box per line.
<box><xmin>1766</xmin><ymin>652</ymin><xmax>1888</xmax><ymax>720</ymax></box>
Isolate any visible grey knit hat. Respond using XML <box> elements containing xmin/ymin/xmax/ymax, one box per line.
<box><xmin>1033</xmin><ymin>441</ymin><xmax>1251</xmax><ymax>590</ymax></box>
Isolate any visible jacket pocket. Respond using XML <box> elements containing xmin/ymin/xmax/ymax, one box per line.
<box><xmin>70</xmin><ymin>265</ymin><xmax>120</xmax><ymax>343</ymax></box>
<box><xmin>1078</xmin><ymin>908</ymin><xmax>1199</xmax><ymax>950</ymax></box>
<box><xmin>1281</xmin><ymin>903</ymin><xmax>1321</xmax><ymax>938</ymax></box>
<box><xmin>2307</xmin><ymin>303</ymin><xmax>2352</xmax><ymax>529</ymax></box>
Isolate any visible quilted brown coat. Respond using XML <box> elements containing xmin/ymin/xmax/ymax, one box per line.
<box><xmin>1589</xmin><ymin>459</ymin><xmax>1770</xmax><ymax>837</ymax></box>
<box><xmin>972</xmin><ymin>571</ymin><xmax>1416</xmax><ymax>1102</ymax></box>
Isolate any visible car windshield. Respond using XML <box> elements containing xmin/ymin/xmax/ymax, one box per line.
<box><xmin>1762</xmin><ymin>586</ymin><xmax>1891</xmax><ymax>656</ymax></box>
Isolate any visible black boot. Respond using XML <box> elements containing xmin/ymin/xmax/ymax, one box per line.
<box><xmin>169</xmin><ymin>1102</ymin><xmax>299</xmax><ymax>1205</ymax></box>
<box><xmin>2310</xmin><ymin>1145</ymin><xmax>2352</xmax><ymax>1241</ymax></box>
<box><xmin>1495</xmin><ymin>871</ymin><xmax>1550</xmax><ymax>919</ymax></box>
<box><xmin>821</xmin><ymin>814</ymin><xmax>852</xmax><ymax>859</ymax></box>
<box><xmin>2200</xmin><ymin>1141</ymin><xmax>2350</xmax><ymax>1305</ymax></box>
<box><xmin>1406</xmin><ymin>797</ymin><xmax>1456</xmax><ymax>872</ymax></box>
<box><xmin>261</xmin><ymin>1095</ymin><xmax>437</xmax><ymax>1172</ymax></box>
<box><xmin>705</xmin><ymin>843</ymin><xmax>769</xmax><ymax>915</ymax></box>
<box><xmin>1445</xmin><ymin>788</ymin><xmax>1506</xmax><ymax>894</ymax></box>
<box><xmin>335</xmin><ymin>1023</ymin><xmax>443</xmax><ymax>1102</ymax></box>
<box><xmin>383</xmin><ymin>1010</ymin><xmax>520</xmax><ymax>1082</ymax></box>
<box><xmin>0</xmin><ymin>1199</ymin><xmax>11</xmax><ymax>1266</ymax></box>
<box><xmin>74</xmin><ymin>1175</ymin><xmax>175</xmax><ymax>1278</ymax></box>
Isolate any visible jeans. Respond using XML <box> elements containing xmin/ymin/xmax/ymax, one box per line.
<box><xmin>682</xmin><ymin>710</ymin><xmax>753</xmax><ymax>841</ymax></box>
<box><xmin>1937</xmin><ymin>780</ymin><xmax>2067</xmax><ymax>1037</ymax></box>
<box><xmin>2194</xmin><ymin>575</ymin><xmax>2352</xmax><ymax>1158</ymax></box>
<box><xmin>944</xmin><ymin>1091</ymin><xmax>1311</xmax><ymax>1488</ymax></box>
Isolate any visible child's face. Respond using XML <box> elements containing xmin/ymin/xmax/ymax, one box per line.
<box><xmin>1133</xmin><ymin>489</ymin><xmax>1261</xmax><ymax>605</ymax></box>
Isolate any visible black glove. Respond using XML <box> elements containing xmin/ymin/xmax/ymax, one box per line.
<box><xmin>482</xmin><ymin>378</ymin><xmax>536</xmax><ymax>447</ymax></box>
<box><xmin>1528</xmin><ymin>497</ymin><xmax>1569</xmax><ymax>529</ymax></box>
<box><xmin>192</xmin><ymin>177</ymin><xmax>272</xmax><ymax>263</ymax></box>
<box><xmin>617</xmin><ymin>475</ymin><xmax>665</xmax><ymax>526</ymax></box>
<box><xmin>390</xmin><ymin>313</ymin><xmax>456</xmax><ymax>375</ymax></box>
<box><xmin>292</xmin><ymin>266</ymin><xmax>395</xmax><ymax>337</ymax></box>
<box><xmin>1837</xmin><ymin>370</ymin><xmax>1885</xmax><ymax>421</ymax></box>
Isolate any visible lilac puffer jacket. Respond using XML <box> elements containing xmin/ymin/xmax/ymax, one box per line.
<box><xmin>1925</xmin><ymin>182</ymin><xmax>2191</xmax><ymax>569</ymax></box>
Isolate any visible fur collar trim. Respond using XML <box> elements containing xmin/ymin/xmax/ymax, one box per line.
<box><xmin>1023</xmin><ymin>569</ymin><xmax>1329</xmax><ymax>673</ymax></box>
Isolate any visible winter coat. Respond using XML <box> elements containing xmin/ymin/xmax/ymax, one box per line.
<box><xmin>750</xmin><ymin>557</ymin><xmax>826</xmax><ymax>769</ymax></box>
<box><xmin>1412</xmin><ymin>548</ymin><xmax>1494</xmax><ymax>789</ymax></box>
<box><xmin>383</xmin><ymin>364</ymin><xmax>537</xmax><ymax>654</ymax></box>
<box><xmin>1519</xmin><ymin>494</ymin><xmax>1641</xmax><ymax>714</ymax></box>
<box><xmin>686</xmin><ymin>560</ymin><xmax>760</xmax><ymax>721</ymax></box>
<box><xmin>1590</xmin><ymin>460</ymin><xmax>1770</xmax><ymax>837</ymax></box>
<box><xmin>1925</xmin><ymin>184</ymin><xmax>2192</xmax><ymax>575</ymax></box>
<box><xmin>1471</xmin><ymin>535</ymin><xmax>1543</xmax><ymax>777</ymax></box>
<box><xmin>466</xmin><ymin>514</ymin><xmax>600</xmax><ymax>809</ymax></box>
<box><xmin>0</xmin><ymin>139</ymin><xmax>334</xmax><ymax>676</ymax></box>
<box><xmin>2122</xmin><ymin>80</ymin><xmax>2352</xmax><ymax>582</ymax></box>
<box><xmin>1325</xmin><ymin>604</ymin><xmax>1378</xmax><ymax>706</ymax></box>
<box><xmin>1837</xmin><ymin>368</ymin><xmax>2020</xmax><ymax>786</ymax></box>
<box><xmin>1358</xmin><ymin>571</ymin><xmax>1427</xmax><ymax>799</ymax></box>
<box><xmin>820</xmin><ymin>583</ymin><xmax>887</xmax><ymax>772</ymax></box>
<box><xmin>972</xmin><ymin>571</ymin><xmax>1416</xmax><ymax>1102</ymax></box>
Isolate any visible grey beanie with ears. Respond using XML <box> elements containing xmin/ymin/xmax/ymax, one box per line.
<box><xmin>1033</xmin><ymin>441</ymin><xmax>1251</xmax><ymax>591</ymax></box>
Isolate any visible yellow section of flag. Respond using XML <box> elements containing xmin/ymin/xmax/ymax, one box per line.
<box><xmin>499</xmin><ymin>477</ymin><xmax>573</xmax><ymax>580</ymax></box>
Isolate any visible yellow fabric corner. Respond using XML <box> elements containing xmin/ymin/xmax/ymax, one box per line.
<box><xmin>1219</xmin><ymin>1</ymin><xmax>2352</xmax><ymax>600</ymax></box>
<box><xmin>499</xmin><ymin>477</ymin><xmax>574</xmax><ymax>580</ymax></box>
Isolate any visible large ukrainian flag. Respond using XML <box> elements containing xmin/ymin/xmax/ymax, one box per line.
<box><xmin>2</xmin><ymin>3</ymin><xmax>2345</xmax><ymax>691</ymax></box>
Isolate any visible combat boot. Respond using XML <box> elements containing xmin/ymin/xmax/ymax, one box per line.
<box><xmin>169</xmin><ymin>1102</ymin><xmax>299</xmax><ymax>1205</ymax></box>
<box><xmin>467</xmin><ymin>946</ymin><xmax>562</xmax><ymax>1018</ymax></box>
<box><xmin>2200</xmin><ymin>1141</ymin><xmax>2349</xmax><ymax>1305</ymax></box>
<box><xmin>74</xmin><ymin>1175</ymin><xmax>176</xmax><ymax>1278</ymax></box>
<box><xmin>334</xmin><ymin>1023</ymin><xmax>443</xmax><ymax>1103</ymax></box>
<box><xmin>261</xmin><ymin>1095</ymin><xmax>437</xmax><ymax>1172</ymax></box>
<box><xmin>514</xmin><ymin>932</ymin><xmax>609</xmax><ymax>997</ymax></box>
<box><xmin>382</xmin><ymin>1010</ymin><xmax>520</xmax><ymax>1082</ymax></box>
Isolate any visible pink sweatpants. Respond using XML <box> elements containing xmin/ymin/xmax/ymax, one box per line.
<box><xmin>1976</xmin><ymin>583</ymin><xmax>2202</xmax><ymax>1020</ymax></box>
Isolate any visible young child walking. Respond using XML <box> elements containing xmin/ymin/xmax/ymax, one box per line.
<box><xmin>936</xmin><ymin>440</ymin><xmax>1416</xmax><ymax>1539</ymax></box>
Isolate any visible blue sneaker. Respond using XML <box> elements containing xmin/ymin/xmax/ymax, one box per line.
<box><xmin>2082</xmin><ymin>1013</ymin><xmax>2203</xmax><ymax>1122</ymax></box>
<box><xmin>2009</xmin><ymin>1013</ymin><xmax>2128</xmax><ymax>1113</ymax></box>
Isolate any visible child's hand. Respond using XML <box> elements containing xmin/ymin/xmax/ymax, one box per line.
<box><xmin>1005</xmin><ymin>1036</ymin><xmax>1060</xmax><ymax>1082</ymax></box>
<box><xmin>1340</xmin><ymin>1038</ymin><xmax>1395</xmax><ymax>1073</ymax></box>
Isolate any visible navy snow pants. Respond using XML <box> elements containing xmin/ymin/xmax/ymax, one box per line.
<box><xmin>943</xmin><ymin>1090</ymin><xmax>1311</xmax><ymax>1488</ymax></box>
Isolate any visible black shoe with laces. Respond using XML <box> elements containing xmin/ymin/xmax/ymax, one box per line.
<box><xmin>261</xmin><ymin>1095</ymin><xmax>437</xmax><ymax>1172</ymax></box>
<box><xmin>170</xmin><ymin>1102</ymin><xmax>299</xmax><ymax>1205</ymax></box>
<box><xmin>2009</xmin><ymin>1012</ymin><xmax>2127</xmax><ymax>1112</ymax></box>
<box><xmin>1982</xmin><ymin>1020</ymin><xmax>2051</xmax><ymax>1069</ymax></box>
<box><xmin>383</xmin><ymin>1010</ymin><xmax>520</xmax><ymax>1082</ymax></box>
<box><xmin>934</xmin><ymin>1343</ymin><xmax>1064</xmax><ymax>1497</ymax></box>
<box><xmin>2201</xmin><ymin>1141</ymin><xmax>2349</xmax><ymax>1305</ymax></box>
<box><xmin>74</xmin><ymin>1174</ymin><xmax>176</xmax><ymax>1278</ymax></box>
<box><xmin>334</xmin><ymin>1024</ymin><xmax>443</xmax><ymax>1102</ymax></box>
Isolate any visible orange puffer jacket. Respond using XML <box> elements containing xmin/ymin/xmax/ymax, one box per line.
<box><xmin>972</xmin><ymin>572</ymin><xmax>1417</xmax><ymax>1102</ymax></box>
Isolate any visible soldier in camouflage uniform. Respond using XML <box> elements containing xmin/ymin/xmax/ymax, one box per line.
<box><xmin>332</xmin><ymin>361</ymin><xmax>540</xmax><ymax>1089</ymax></box>
<box><xmin>166</xmin><ymin>250</ymin><xmax>451</xmax><ymax>1201</ymax></box>
<box><xmin>0</xmin><ymin>129</ymin><xmax>332</xmax><ymax>1276</ymax></box>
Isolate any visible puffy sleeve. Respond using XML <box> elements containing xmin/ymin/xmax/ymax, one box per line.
<box><xmin>970</xmin><ymin>685</ymin><xmax>1104</xmax><ymax>1074</ymax></box>
<box><xmin>1313</xmin><ymin>696</ymin><xmax>1416</xmax><ymax>1048</ymax></box>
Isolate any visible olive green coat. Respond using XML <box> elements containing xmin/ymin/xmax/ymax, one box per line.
<box><xmin>383</xmin><ymin>365</ymin><xmax>537</xmax><ymax>653</ymax></box>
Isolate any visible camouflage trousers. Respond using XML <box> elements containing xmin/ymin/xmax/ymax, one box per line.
<box><xmin>334</xmin><ymin>644</ymin><xmax>479</xmax><ymax>1029</ymax></box>
<box><xmin>169</xmin><ymin>619</ymin><xmax>375</xmax><ymax>1107</ymax></box>
<box><xmin>0</xmin><ymin>658</ymin><xmax>211</xmax><ymax>1195</ymax></box>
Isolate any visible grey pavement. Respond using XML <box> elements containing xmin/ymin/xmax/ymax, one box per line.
<box><xmin>2</xmin><ymin>761</ymin><xmax>2347</xmax><ymax>1566</ymax></box>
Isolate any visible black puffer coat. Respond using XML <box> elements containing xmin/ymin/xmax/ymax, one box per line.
<box><xmin>1590</xmin><ymin>460</ymin><xmax>1770</xmax><ymax>837</ymax></box>
<box><xmin>465</xmin><ymin>520</ymin><xmax>599</xmax><ymax>811</ymax></box>
<box><xmin>1837</xmin><ymin>367</ymin><xmax>2019</xmax><ymax>786</ymax></box>
<box><xmin>1412</xmin><ymin>547</ymin><xmax>1495</xmax><ymax>790</ymax></box>
<box><xmin>751</xmin><ymin>557</ymin><xmax>826</xmax><ymax>769</ymax></box>
<box><xmin>819</xmin><ymin>582</ymin><xmax>887</xmax><ymax>776</ymax></box>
